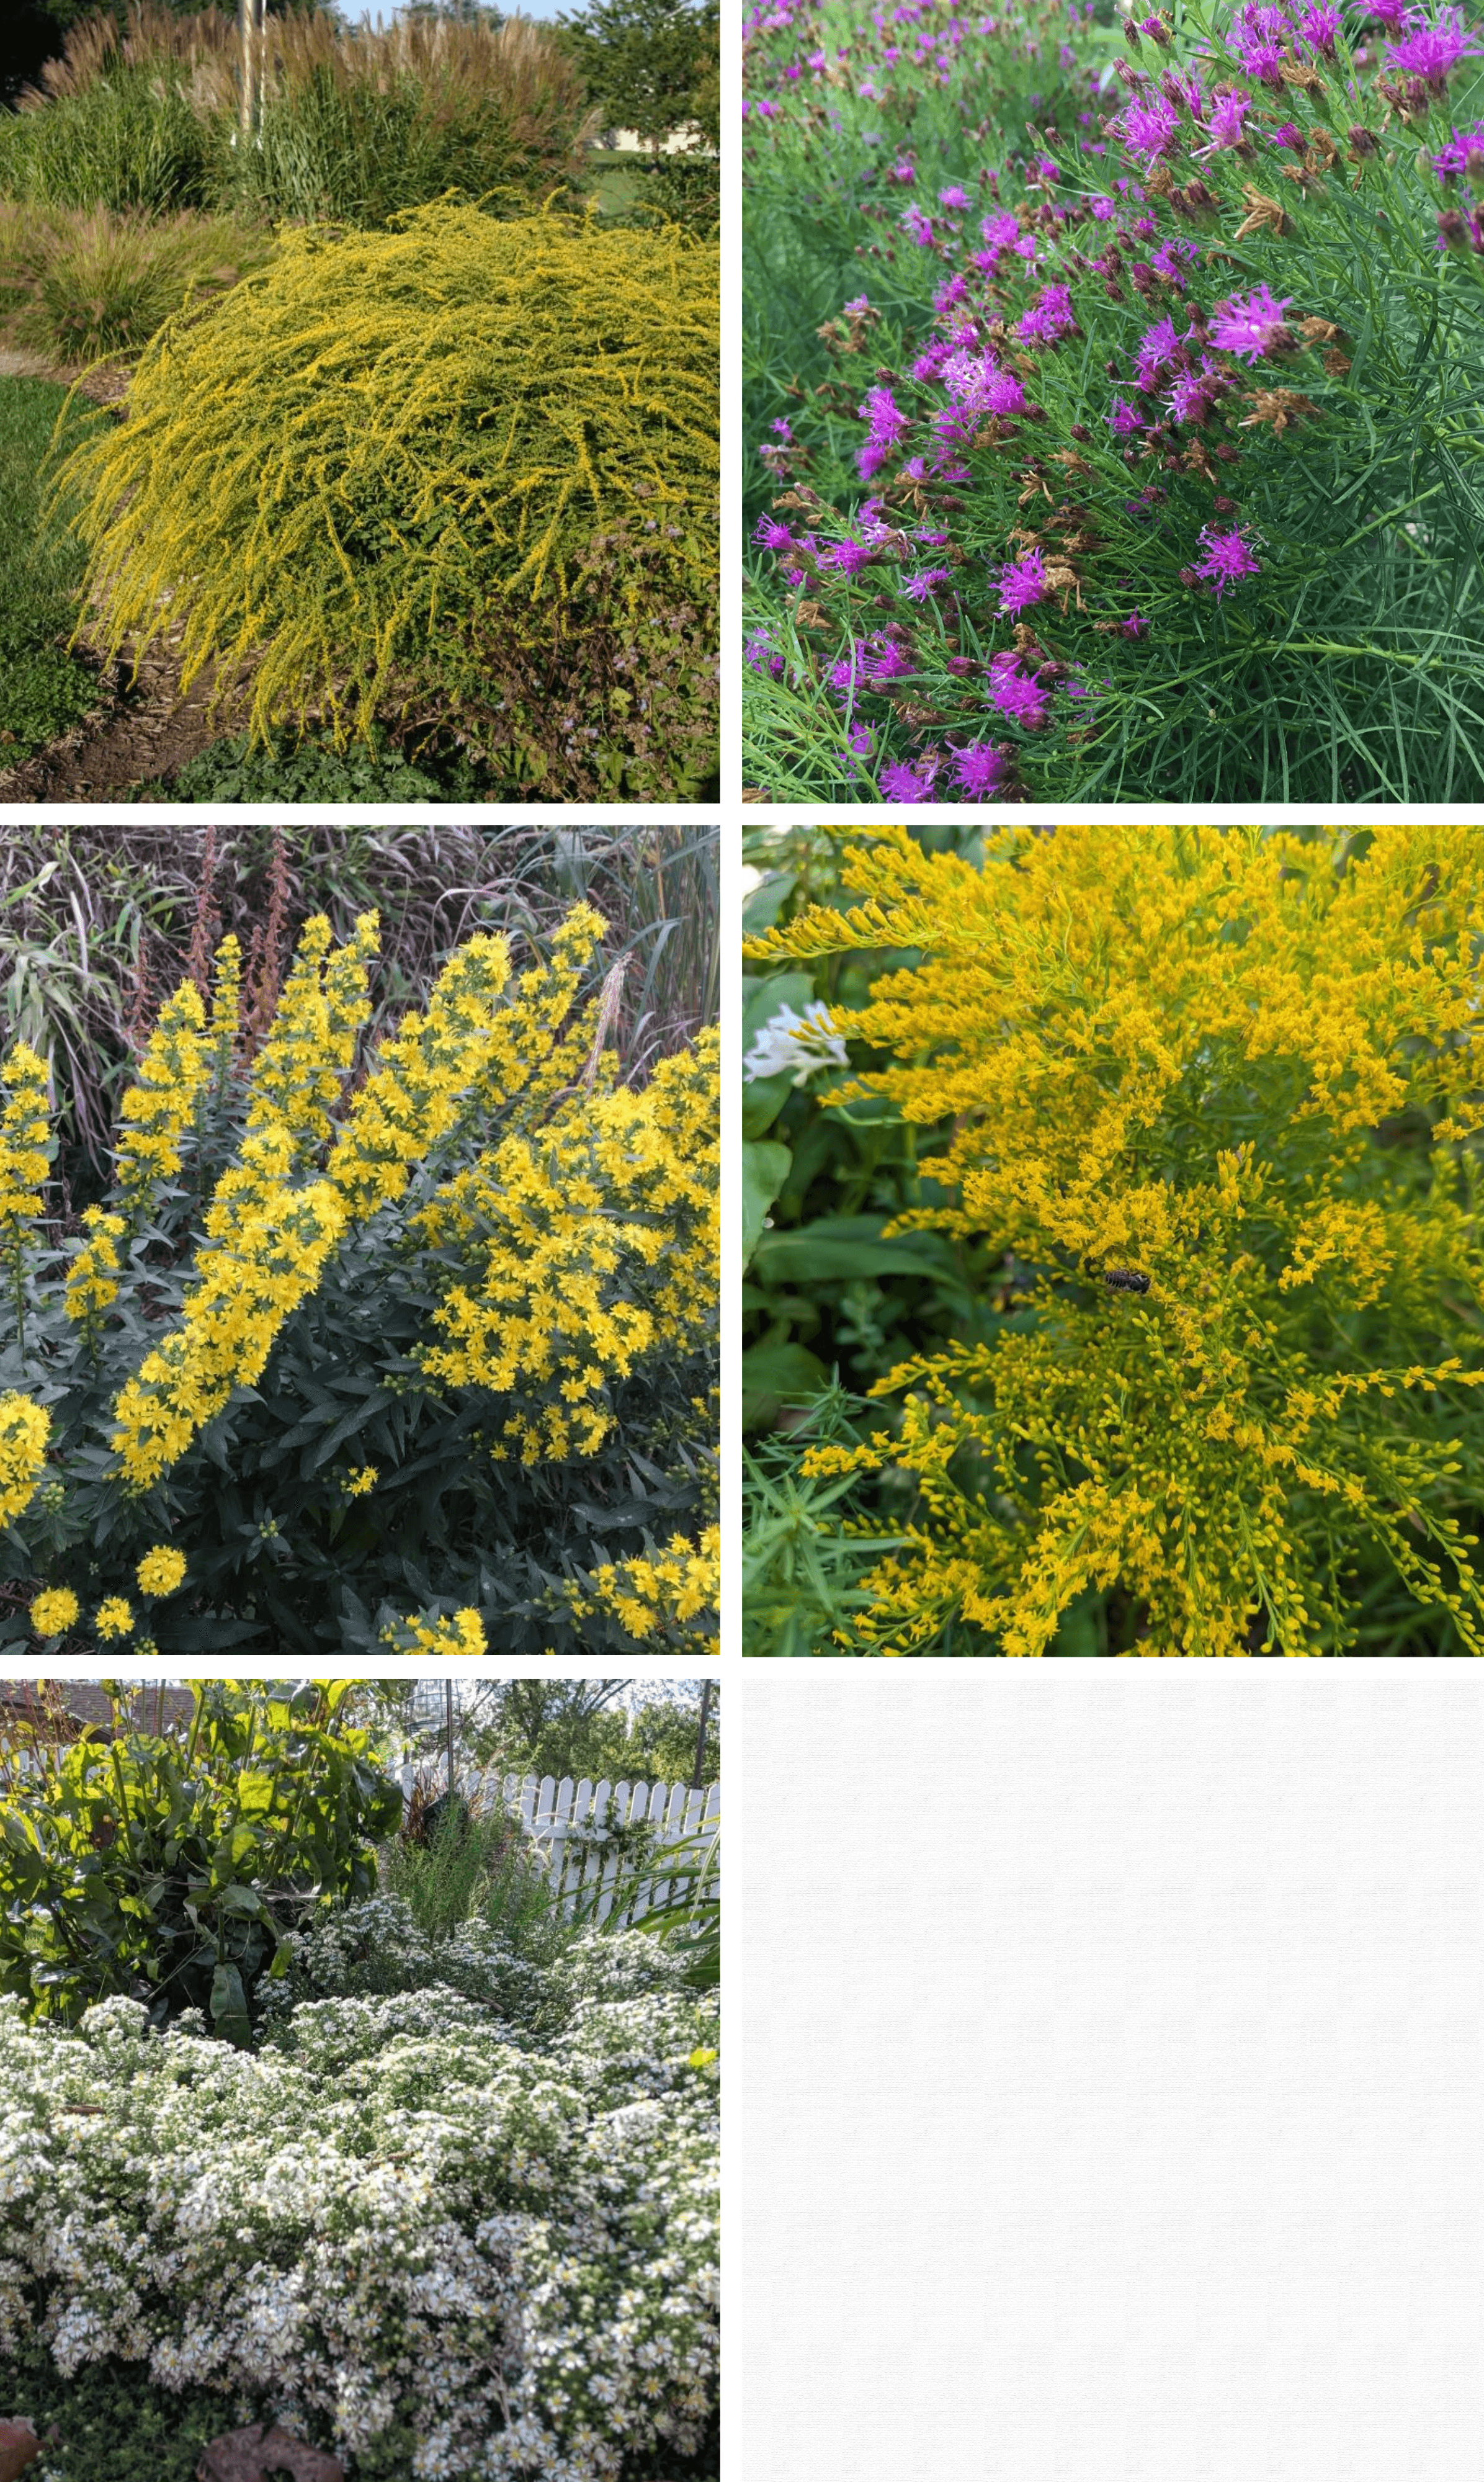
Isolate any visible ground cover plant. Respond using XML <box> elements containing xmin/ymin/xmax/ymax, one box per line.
<box><xmin>54</xmin><ymin>200</ymin><xmax>718</xmax><ymax>799</ymax></box>
<box><xmin>0</xmin><ymin>375</ymin><xmax>105</xmax><ymax>765</ymax></box>
<box><xmin>0</xmin><ymin>1679</ymin><xmax>720</xmax><ymax>2480</ymax></box>
<box><xmin>743</xmin><ymin>823</ymin><xmax>1484</xmax><ymax>1655</ymax></box>
<box><xmin>0</xmin><ymin>826</ymin><xmax>720</xmax><ymax>1655</ymax></box>
<box><xmin>743</xmin><ymin>0</ymin><xmax>1484</xmax><ymax>802</ymax></box>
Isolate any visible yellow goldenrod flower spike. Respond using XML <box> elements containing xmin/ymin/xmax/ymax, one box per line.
<box><xmin>0</xmin><ymin>1396</ymin><xmax>50</xmax><ymax>1528</ymax></box>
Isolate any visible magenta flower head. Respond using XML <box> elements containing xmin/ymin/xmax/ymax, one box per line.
<box><xmin>1387</xmin><ymin>6</ymin><xmax>1483</xmax><ymax>81</ymax></box>
<box><xmin>1122</xmin><ymin>609</ymin><xmax>1151</xmax><ymax>635</ymax></box>
<box><xmin>1120</xmin><ymin>92</ymin><xmax>1182</xmax><ymax>159</ymax></box>
<box><xmin>1210</xmin><ymin>282</ymin><xmax>1294</xmax><ymax>361</ymax></box>
<box><xmin>1135</xmin><ymin>313</ymin><xmax>1183</xmax><ymax>390</ymax></box>
<box><xmin>822</xmin><ymin>537</ymin><xmax>874</xmax><ymax>575</ymax></box>
<box><xmin>1195</xmin><ymin>523</ymin><xmax>1262</xmax><ymax>598</ymax></box>
<box><xmin>988</xmin><ymin>653</ymin><xmax>1050</xmax><ymax>727</ymax></box>
<box><xmin>952</xmin><ymin>740</ymin><xmax>1012</xmax><ymax>796</ymax></box>
<box><xmin>1109</xmin><ymin>394</ymin><xmax>1147</xmax><ymax>434</ymax></box>
<box><xmin>1434</xmin><ymin>121</ymin><xmax>1484</xmax><ymax>176</ymax></box>
<box><xmin>1167</xmin><ymin>365</ymin><xmax>1217</xmax><ymax>423</ymax></box>
<box><xmin>753</xmin><ymin>517</ymin><xmax>796</xmax><ymax>552</ymax></box>
<box><xmin>1017</xmin><ymin>283</ymin><xmax>1078</xmax><ymax>343</ymax></box>
<box><xmin>983</xmin><ymin>369</ymin><xmax>1028</xmax><ymax>416</ymax></box>
<box><xmin>1201</xmin><ymin>87</ymin><xmax>1254</xmax><ymax>148</ymax></box>
<box><xmin>996</xmin><ymin>547</ymin><xmax>1048</xmax><ymax>616</ymax></box>
<box><xmin>878</xmin><ymin>758</ymin><xmax>936</xmax><ymax>802</ymax></box>
<box><xmin>1297</xmin><ymin>1</ymin><xmax>1342</xmax><ymax>50</ymax></box>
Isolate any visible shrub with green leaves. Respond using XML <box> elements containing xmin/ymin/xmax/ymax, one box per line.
<box><xmin>0</xmin><ymin>200</ymin><xmax>272</xmax><ymax>369</ymax></box>
<box><xmin>744</xmin><ymin>0</ymin><xmax>1484</xmax><ymax>802</ymax></box>
<box><xmin>58</xmin><ymin>201</ymin><xmax>720</xmax><ymax>799</ymax></box>
<box><xmin>0</xmin><ymin>1680</ymin><xmax>401</xmax><ymax>2041</ymax></box>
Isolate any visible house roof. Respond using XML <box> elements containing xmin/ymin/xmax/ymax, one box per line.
<box><xmin>0</xmin><ymin>1683</ymin><xmax>197</xmax><ymax>1741</ymax></box>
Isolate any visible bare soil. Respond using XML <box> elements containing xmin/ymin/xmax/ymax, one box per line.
<box><xmin>0</xmin><ymin>639</ymin><xmax>239</xmax><ymax>801</ymax></box>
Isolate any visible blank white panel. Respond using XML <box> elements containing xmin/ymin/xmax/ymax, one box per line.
<box><xmin>740</xmin><ymin>1667</ymin><xmax>1484</xmax><ymax>2482</ymax></box>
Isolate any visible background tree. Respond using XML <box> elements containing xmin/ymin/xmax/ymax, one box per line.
<box><xmin>556</xmin><ymin>0</ymin><xmax>713</xmax><ymax>155</ymax></box>
<box><xmin>385</xmin><ymin>1678</ymin><xmax>721</xmax><ymax>1787</ymax></box>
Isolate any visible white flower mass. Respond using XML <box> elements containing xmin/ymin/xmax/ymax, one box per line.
<box><xmin>0</xmin><ymin>1906</ymin><xmax>718</xmax><ymax>2478</ymax></box>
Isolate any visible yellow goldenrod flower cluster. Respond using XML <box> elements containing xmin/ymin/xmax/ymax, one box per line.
<box><xmin>0</xmin><ymin>1395</ymin><xmax>50</xmax><ymax>1527</ymax></box>
<box><xmin>749</xmin><ymin>825</ymin><xmax>1484</xmax><ymax>1655</ymax></box>
<box><xmin>136</xmin><ymin>1546</ymin><xmax>187</xmax><ymax>1596</ymax></box>
<box><xmin>94</xmin><ymin>1598</ymin><xmax>134</xmax><ymax>1642</ymax></box>
<box><xmin>114</xmin><ymin>985</ymin><xmax>212</xmax><ymax>1203</ymax></box>
<box><xmin>340</xmin><ymin>1466</ymin><xmax>378</xmax><ymax>1500</ymax></box>
<box><xmin>579</xmin><ymin>1525</ymin><xmax>721</xmax><ymax>1654</ymax></box>
<box><xmin>379</xmin><ymin>1607</ymin><xmax>487</xmax><ymax>1657</ymax></box>
<box><xmin>0</xmin><ymin>1046</ymin><xmax>49</xmax><ymax>1240</ymax></box>
<box><xmin>419</xmin><ymin>1029</ymin><xmax>720</xmax><ymax>1460</ymax></box>
<box><xmin>65</xmin><ymin>1207</ymin><xmax>127</xmax><ymax>1327</ymax></box>
<box><xmin>29</xmin><ymin>1587</ymin><xmax>79</xmax><ymax>1641</ymax></box>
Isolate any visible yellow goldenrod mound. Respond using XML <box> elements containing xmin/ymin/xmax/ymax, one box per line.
<box><xmin>58</xmin><ymin>202</ymin><xmax>719</xmax><ymax>750</ymax></box>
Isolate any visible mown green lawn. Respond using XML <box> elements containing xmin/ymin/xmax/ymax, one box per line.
<box><xmin>0</xmin><ymin>374</ymin><xmax>105</xmax><ymax>764</ymax></box>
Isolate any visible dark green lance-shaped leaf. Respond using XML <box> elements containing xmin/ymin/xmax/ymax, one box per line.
<box><xmin>209</xmin><ymin>1961</ymin><xmax>251</xmax><ymax>2048</ymax></box>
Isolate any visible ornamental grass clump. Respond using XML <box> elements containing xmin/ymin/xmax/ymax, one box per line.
<box><xmin>745</xmin><ymin>825</ymin><xmax>1484</xmax><ymax>1655</ymax></box>
<box><xmin>0</xmin><ymin>903</ymin><xmax>718</xmax><ymax>1654</ymax></box>
<box><xmin>57</xmin><ymin>202</ymin><xmax>720</xmax><ymax>797</ymax></box>
<box><xmin>744</xmin><ymin>0</ymin><xmax>1484</xmax><ymax>802</ymax></box>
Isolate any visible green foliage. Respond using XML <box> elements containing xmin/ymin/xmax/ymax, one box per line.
<box><xmin>0</xmin><ymin>1680</ymin><xmax>401</xmax><ymax>2038</ymax></box>
<box><xmin>147</xmin><ymin>724</ymin><xmax>453</xmax><ymax>804</ymax></box>
<box><xmin>559</xmin><ymin>0</ymin><xmax>717</xmax><ymax>150</ymax></box>
<box><xmin>380</xmin><ymin>1798</ymin><xmax>565</xmax><ymax>1951</ymax></box>
<box><xmin>0</xmin><ymin>374</ymin><xmax>104</xmax><ymax>765</ymax></box>
<box><xmin>58</xmin><ymin>200</ymin><xmax>720</xmax><ymax>797</ymax></box>
<box><xmin>0</xmin><ymin>2331</ymin><xmax>256</xmax><ymax>2482</ymax></box>
<box><xmin>0</xmin><ymin>200</ymin><xmax>272</xmax><ymax>368</ymax></box>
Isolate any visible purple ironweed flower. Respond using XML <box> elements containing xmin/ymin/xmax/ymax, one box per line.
<box><xmin>1135</xmin><ymin>313</ymin><xmax>1183</xmax><ymax>390</ymax></box>
<box><xmin>1166</xmin><ymin>364</ymin><xmax>1217</xmax><ymax>423</ymax></box>
<box><xmin>996</xmin><ymin>547</ymin><xmax>1048</xmax><ymax>616</ymax></box>
<box><xmin>744</xmin><ymin>630</ymin><xmax>785</xmax><ymax>678</ymax></box>
<box><xmin>934</xmin><ymin>272</ymin><xmax>970</xmax><ymax>314</ymax></box>
<box><xmin>903</xmin><ymin>567</ymin><xmax>952</xmax><ymax>600</ymax></box>
<box><xmin>1032</xmin><ymin>154</ymin><xmax>1062</xmax><ymax>183</ymax></box>
<box><xmin>1017</xmin><ymin>284</ymin><xmax>1078</xmax><ymax>343</ymax></box>
<box><xmin>912</xmin><ymin>342</ymin><xmax>952</xmax><ymax>383</ymax></box>
<box><xmin>988</xmin><ymin>653</ymin><xmax>1050</xmax><ymax>727</ymax></box>
<box><xmin>981</xmin><ymin>209</ymin><xmax>1022</xmax><ymax>249</ymax></box>
<box><xmin>1297</xmin><ymin>1</ymin><xmax>1341</xmax><ymax>50</ymax></box>
<box><xmin>1163</xmin><ymin>68</ymin><xmax>1206</xmax><ymax>112</ymax></box>
<box><xmin>829</xmin><ymin>649</ymin><xmax>863</xmax><ymax>693</ymax></box>
<box><xmin>1234</xmin><ymin>27</ymin><xmax>1285</xmax><ymax>79</ymax></box>
<box><xmin>1387</xmin><ymin>6</ymin><xmax>1483</xmax><ymax>80</ymax></box>
<box><xmin>878</xmin><ymin>758</ymin><xmax>937</xmax><ymax>800</ymax></box>
<box><xmin>1434</xmin><ymin>121</ymin><xmax>1484</xmax><ymax>174</ymax></box>
<box><xmin>844</xmin><ymin>293</ymin><xmax>874</xmax><ymax>316</ymax></box>
<box><xmin>1091</xmin><ymin>193</ymin><xmax>1117</xmax><ymax>220</ymax></box>
<box><xmin>1195</xmin><ymin>523</ymin><xmax>1262</xmax><ymax>596</ymax></box>
<box><xmin>859</xmin><ymin>385</ymin><xmax>911</xmax><ymax>449</ymax></box>
<box><xmin>952</xmin><ymin>740</ymin><xmax>1012</xmax><ymax>795</ymax></box>
<box><xmin>823</xmin><ymin>537</ymin><xmax>874</xmax><ymax>575</ymax></box>
<box><xmin>1210</xmin><ymin>282</ymin><xmax>1293</xmax><ymax>361</ymax></box>
<box><xmin>1109</xmin><ymin>394</ymin><xmax>1147</xmax><ymax>433</ymax></box>
<box><xmin>901</xmin><ymin>205</ymin><xmax>936</xmax><ymax>246</ymax></box>
<box><xmin>769</xmin><ymin>418</ymin><xmax>793</xmax><ymax>440</ymax></box>
<box><xmin>865</xmin><ymin>640</ymin><xmax>918</xmax><ymax>684</ymax></box>
<box><xmin>847</xmin><ymin>723</ymin><xmax>874</xmax><ymax>756</ymax></box>
<box><xmin>1122</xmin><ymin>610</ymin><xmax>1151</xmax><ymax>635</ymax></box>
<box><xmin>753</xmin><ymin>517</ymin><xmax>795</xmax><ymax>552</ymax></box>
<box><xmin>1272</xmin><ymin>120</ymin><xmax>1307</xmax><ymax>150</ymax></box>
<box><xmin>1151</xmin><ymin>238</ymin><xmax>1200</xmax><ymax>286</ymax></box>
<box><xmin>1367</xmin><ymin>0</ymin><xmax>1408</xmax><ymax>25</ymax></box>
<box><xmin>1139</xmin><ymin>13</ymin><xmax>1173</xmax><ymax>41</ymax></box>
<box><xmin>901</xmin><ymin>456</ymin><xmax>931</xmax><ymax>482</ymax></box>
<box><xmin>939</xmin><ymin>183</ymin><xmax>970</xmax><ymax>208</ymax></box>
<box><xmin>1121</xmin><ymin>92</ymin><xmax>1183</xmax><ymax>158</ymax></box>
<box><xmin>1200</xmin><ymin>87</ymin><xmax>1254</xmax><ymax>148</ymax></box>
<box><xmin>890</xmin><ymin>157</ymin><xmax>918</xmax><ymax>183</ymax></box>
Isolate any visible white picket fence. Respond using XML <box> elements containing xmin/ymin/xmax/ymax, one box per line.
<box><xmin>403</xmin><ymin>1765</ymin><xmax>720</xmax><ymax>1928</ymax></box>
